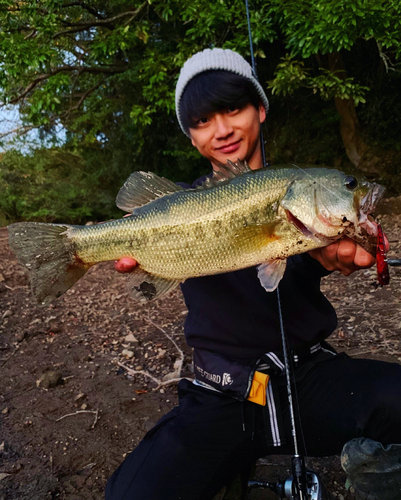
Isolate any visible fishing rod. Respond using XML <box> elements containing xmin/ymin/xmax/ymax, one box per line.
<box><xmin>244</xmin><ymin>2</ymin><xmax>327</xmax><ymax>499</ymax></box>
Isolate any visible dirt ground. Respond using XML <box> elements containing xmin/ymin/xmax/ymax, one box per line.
<box><xmin>1</xmin><ymin>196</ymin><xmax>401</xmax><ymax>500</ymax></box>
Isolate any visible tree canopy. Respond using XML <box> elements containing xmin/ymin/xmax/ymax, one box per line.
<box><xmin>1</xmin><ymin>0</ymin><xmax>401</xmax><ymax>223</ymax></box>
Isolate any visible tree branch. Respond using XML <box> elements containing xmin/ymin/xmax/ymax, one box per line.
<box><xmin>115</xmin><ymin>315</ymin><xmax>188</xmax><ymax>391</ymax></box>
<box><xmin>9</xmin><ymin>65</ymin><xmax>127</xmax><ymax>104</ymax></box>
<box><xmin>53</xmin><ymin>2</ymin><xmax>147</xmax><ymax>38</ymax></box>
<box><xmin>24</xmin><ymin>29</ymin><xmax>37</xmax><ymax>40</ymax></box>
<box><xmin>62</xmin><ymin>2</ymin><xmax>107</xmax><ymax>20</ymax></box>
<box><xmin>56</xmin><ymin>409</ymin><xmax>99</xmax><ymax>428</ymax></box>
<box><xmin>70</xmin><ymin>79</ymin><xmax>105</xmax><ymax>112</ymax></box>
<box><xmin>0</xmin><ymin>124</ymin><xmax>36</xmax><ymax>140</ymax></box>
<box><xmin>376</xmin><ymin>40</ymin><xmax>396</xmax><ymax>73</ymax></box>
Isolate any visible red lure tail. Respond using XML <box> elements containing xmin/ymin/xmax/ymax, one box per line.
<box><xmin>376</xmin><ymin>224</ymin><xmax>390</xmax><ymax>285</ymax></box>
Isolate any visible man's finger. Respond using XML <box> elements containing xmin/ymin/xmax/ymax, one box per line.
<box><xmin>114</xmin><ymin>257</ymin><xmax>138</xmax><ymax>273</ymax></box>
<box><xmin>353</xmin><ymin>244</ymin><xmax>375</xmax><ymax>269</ymax></box>
<box><xmin>335</xmin><ymin>238</ymin><xmax>357</xmax><ymax>269</ymax></box>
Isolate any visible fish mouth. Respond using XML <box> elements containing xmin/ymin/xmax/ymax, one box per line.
<box><xmin>360</xmin><ymin>182</ymin><xmax>385</xmax><ymax>214</ymax></box>
<box><xmin>344</xmin><ymin>183</ymin><xmax>384</xmax><ymax>253</ymax></box>
<box><xmin>344</xmin><ymin>215</ymin><xmax>379</xmax><ymax>256</ymax></box>
<box><xmin>286</xmin><ymin>210</ymin><xmax>313</xmax><ymax>237</ymax></box>
<box><xmin>285</xmin><ymin>210</ymin><xmax>329</xmax><ymax>243</ymax></box>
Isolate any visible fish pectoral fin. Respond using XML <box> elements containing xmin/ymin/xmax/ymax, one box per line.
<box><xmin>257</xmin><ymin>259</ymin><xmax>287</xmax><ymax>292</ymax></box>
<box><xmin>126</xmin><ymin>268</ymin><xmax>180</xmax><ymax>302</ymax></box>
<box><xmin>116</xmin><ymin>171</ymin><xmax>182</xmax><ymax>212</ymax></box>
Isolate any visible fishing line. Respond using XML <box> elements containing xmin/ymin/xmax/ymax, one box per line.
<box><xmin>244</xmin><ymin>0</ymin><xmax>267</xmax><ymax>169</ymax></box>
<box><xmin>244</xmin><ymin>2</ymin><xmax>311</xmax><ymax>497</ymax></box>
<box><xmin>245</xmin><ymin>0</ymin><xmax>256</xmax><ymax>75</ymax></box>
<box><xmin>292</xmin><ymin>163</ymin><xmax>347</xmax><ymax>201</ymax></box>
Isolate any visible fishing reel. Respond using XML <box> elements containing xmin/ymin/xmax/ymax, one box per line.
<box><xmin>249</xmin><ymin>455</ymin><xmax>327</xmax><ymax>500</ymax></box>
<box><xmin>248</xmin><ymin>469</ymin><xmax>327</xmax><ymax>500</ymax></box>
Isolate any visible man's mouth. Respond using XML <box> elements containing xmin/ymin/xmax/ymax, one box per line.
<box><xmin>216</xmin><ymin>140</ymin><xmax>241</xmax><ymax>154</ymax></box>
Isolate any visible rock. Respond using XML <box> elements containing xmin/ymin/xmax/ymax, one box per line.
<box><xmin>36</xmin><ymin>370</ymin><xmax>63</xmax><ymax>389</ymax></box>
<box><xmin>80</xmin><ymin>403</ymin><xmax>88</xmax><ymax>410</ymax></box>
<box><xmin>15</xmin><ymin>331</ymin><xmax>28</xmax><ymax>343</ymax></box>
<box><xmin>156</xmin><ymin>349</ymin><xmax>166</xmax><ymax>359</ymax></box>
<box><xmin>2</xmin><ymin>310</ymin><xmax>11</xmax><ymax>320</ymax></box>
<box><xmin>124</xmin><ymin>333</ymin><xmax>138</xmax><ymax>343</ymax></box>
<box><xmin>122</xmin><ymin>349</ymin><xmax>134</xmax><ymax>359</ymax></box>
<box><xmin>162</xmin><ymin>372</ymin><xmax>178</xmax><ymax>382</ymax></box>
<box><xmin>1</xmin><ymin>408</ymin><xmax>9</xmax><ymax>415</ymax></box>
<box><xmin>74</xmin><ymin>393</ymin><xmax>86</xmax><ymax>403</ymax></box>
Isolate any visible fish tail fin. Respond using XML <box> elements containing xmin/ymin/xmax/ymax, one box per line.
<box><xmin>8</xmin><ymin>222</ymin><xmax>89</xmax><ymax>305</ymax></box>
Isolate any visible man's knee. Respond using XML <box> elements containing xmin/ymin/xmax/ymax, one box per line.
<box><xmin>371</xmin><ymin>362</ymin><xmax>401</xmax><ymax>409</ymax></box>
<box><xmin>363</xmin><ymin>362</ymin><xmax>401</xmax><ymax>443</ymax></box>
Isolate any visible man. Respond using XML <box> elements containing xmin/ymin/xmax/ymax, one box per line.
<box><xmin>106</xmin><ymin>48</ymin><xmax>401</xmax><ymax>500</ymax></box>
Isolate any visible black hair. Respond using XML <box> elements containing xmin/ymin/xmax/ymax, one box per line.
<box><xmin>180</xmin><ymin>70</ymin><xmax>261</xmax><ymax>132</ymax></box>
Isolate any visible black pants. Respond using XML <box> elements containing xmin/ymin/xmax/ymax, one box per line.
<box><xmin>106</xmin><ymin>355</ymin><xmax>401</xmax><ymax>500</ymax></box>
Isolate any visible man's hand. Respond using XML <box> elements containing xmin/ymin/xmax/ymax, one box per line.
<box><xmin>309</xmin><ymin>238</ymin><xmax>375</xmax><ymax>276</ymax></box>
<box><xmin>114</xmin><ymin>257</ymin><xmax>138</xmax><ymax>273</ymax></box>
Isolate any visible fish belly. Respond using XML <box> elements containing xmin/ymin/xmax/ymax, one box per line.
<box><xmin>133</xmin><ymin>211</ymin><xmax>319</xmax><ymax>280</ymax></box>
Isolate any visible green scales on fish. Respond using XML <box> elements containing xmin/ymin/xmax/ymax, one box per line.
<box><xmin>8</xmin><ymin>160</ymin><xmax>384</xmax><ymax>304</ymax></box>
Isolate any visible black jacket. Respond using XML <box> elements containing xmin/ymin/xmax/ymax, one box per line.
<box><xmin>178</xmin><ymin>175</ymin><xmax>337</xmax><ymax>362</ymax></box>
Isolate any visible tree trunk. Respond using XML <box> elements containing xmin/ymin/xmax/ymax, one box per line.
<box><xmin>328</xmin><ymin>53</ymin><xmax>380</xmax><ymax>175</ymax></box>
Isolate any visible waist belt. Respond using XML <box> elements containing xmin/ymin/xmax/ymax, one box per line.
<box><xmin>193</xmin><ymin>342</ymin><xmax>336</xmax><ymax>448</ymax></box>
<box><xmin>193</xmin><ymin>342</ymin><xmax>332</xmax><ymax>403</ymax></box>
<box><xmin>192</xmin><ymin>347</ymin><xmax>287</xmax><ymax>448</ymax></box>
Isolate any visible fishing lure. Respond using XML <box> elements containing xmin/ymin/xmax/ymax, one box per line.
<box><xmin>376</xmin><ymin>223</ymin><xmax>390</xmax><ymax>285</ymax></box>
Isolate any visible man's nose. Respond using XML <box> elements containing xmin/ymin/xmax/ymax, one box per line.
<box><xmin>214</xmin><ymin>115</ymin><xmax>233</xmax><ymax>138</ymax></box>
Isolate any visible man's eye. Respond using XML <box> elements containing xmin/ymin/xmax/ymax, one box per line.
<box><xmin>195</xmin><ymin>117</ymin><xmax>209</xmax><ymax>125</ymax></box>
<box><xmin>227</xmin><ymin>106</ymin><xmax>238</xmax><ymax>113</ymax></box>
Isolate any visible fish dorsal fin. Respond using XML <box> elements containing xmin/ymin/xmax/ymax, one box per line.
<box><xmin>116</xmin><ymin>171</ymin><xmax>182</xmax><ymax>212</ymax></box>
<box><xmin>201</xmin><ymin>159</ymin><xmax>252</xmax><ymax>188</ymax></box>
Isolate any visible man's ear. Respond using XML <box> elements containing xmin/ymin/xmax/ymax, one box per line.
<box><xmin>259</xmin><ymin>102</ymin><xmax>266</xmax><ymax>124</ymax></box>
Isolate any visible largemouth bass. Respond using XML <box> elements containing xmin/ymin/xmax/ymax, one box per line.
<box><xmin>8</xmin><ymin>161</ymin><xmax>384</xmax><ymax>304</ymax></box>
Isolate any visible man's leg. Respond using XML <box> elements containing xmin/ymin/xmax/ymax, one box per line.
<box><xmin>106</xmin><ymin>380</ymin><xmax>266</xmax><ymax>500</ymax></box>
<box><xmin>278</xmin><ymin>355</ymin><xmax>401</xmax><ymax>456</ymax></box>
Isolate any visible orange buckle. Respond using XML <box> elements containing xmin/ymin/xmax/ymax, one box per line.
<box><xmin>247</xmin><ymin>371</ymin><xmax>269</xmax><ymax>406</ymax></box>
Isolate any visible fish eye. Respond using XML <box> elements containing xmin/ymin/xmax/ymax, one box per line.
<box><xmin>344</xmin><ymin>176</ymin><xmax>358</xmax><ymax>190</ymax></box>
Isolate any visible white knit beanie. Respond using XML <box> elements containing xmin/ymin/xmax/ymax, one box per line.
<box><xmin>175</xmin><ymin>48</ymin><xmax>269</xmax><ymax>136</ymax></box>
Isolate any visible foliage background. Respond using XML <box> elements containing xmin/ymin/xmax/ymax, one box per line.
<box><xmin>1</xmin><ymin>0</ymin><xmax>400</xmax><ymax>224</ymax></box>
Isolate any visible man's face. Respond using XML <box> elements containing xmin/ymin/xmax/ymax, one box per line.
<box><xmin>188</xmin><ymin>103</ymin><xmax>266</xmax><ymax>171</ymax></box>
